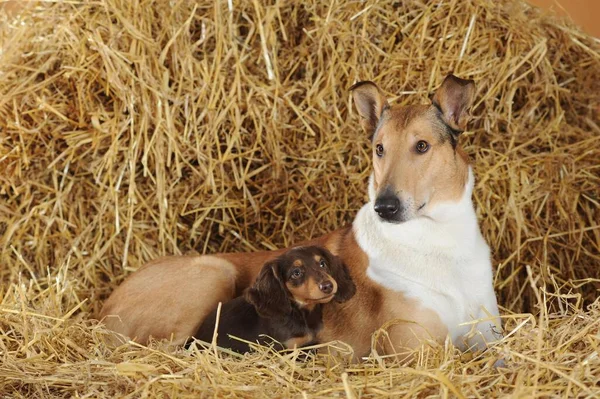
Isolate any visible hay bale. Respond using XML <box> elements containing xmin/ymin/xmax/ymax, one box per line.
<box><xmin>0</xmin><ymin>0</ymin><xmax>598</xmax><ymax>397</ymax></box>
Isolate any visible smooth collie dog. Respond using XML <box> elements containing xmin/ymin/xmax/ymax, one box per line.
<box><xmin>100</xmin><ymin>74</ymin><xmax>503</xmax><ymax>359</ymax></box>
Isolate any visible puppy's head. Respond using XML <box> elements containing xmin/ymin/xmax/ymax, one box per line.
<box><xmin>247</xmin><ymin>246</ymin><xmax>356</xmax><ymax>318</ymax></box>
<box><xmin>283</xmin><ymin>246</ymin><xmax>357</xmax><ymax>306</ymax></box>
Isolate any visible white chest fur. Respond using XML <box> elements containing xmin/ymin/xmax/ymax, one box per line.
<box><xmin>354</xmin><ymin>168</ymin><xmax>502</xmax><ymax>351</ymax></box>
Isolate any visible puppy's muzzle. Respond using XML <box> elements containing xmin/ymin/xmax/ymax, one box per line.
<box><xmin>318</xmin><ymin>280</ymin><xmax>334</xmax><ymax>295</ymax></box>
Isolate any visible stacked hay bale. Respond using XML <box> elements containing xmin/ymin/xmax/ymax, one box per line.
<box><xmin>0</xmin><ymin>0</ymin><xmax>598</xmax><ymax>397</ymax></box>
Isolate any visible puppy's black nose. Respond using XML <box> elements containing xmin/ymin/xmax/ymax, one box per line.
<box><xmin>319</xmin><ymin>281</ymin><xmax>333</xmax><ymax>294</ymax></box>
<box><xmin>374</xmin><ymin>194</ymin><xmax>400</xmax><ymax>221</ymax></box>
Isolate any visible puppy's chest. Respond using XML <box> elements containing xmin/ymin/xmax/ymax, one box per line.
<box><xmin>276</xmin><ymin>307</ymin><xmax>323</xmax><ymax>349</ymax></box>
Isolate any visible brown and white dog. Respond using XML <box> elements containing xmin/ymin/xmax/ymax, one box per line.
<box><xmin>99</xmin><ymin>74</ymin><xmax>503</xmax><ymax>359</ymax></box>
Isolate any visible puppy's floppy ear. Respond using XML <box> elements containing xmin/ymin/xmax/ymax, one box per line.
<box><xmin>246</xmin><ymin>261</ymin><xmax>292</xmax><ymax>319</ymax></box>
<box><xmin>350</xmin><ymin>81</ymin><xmax>389</xmax><ymax>139</ymax></box>
<box><xmin>327</xmin><ymin>255</ymin><xmax>356</xmax><ymax>303</ymax></box>
<box><xmin>432</xmin><ymin>74</ymin><xmax>475</xmax><ymax>132</ymax></box>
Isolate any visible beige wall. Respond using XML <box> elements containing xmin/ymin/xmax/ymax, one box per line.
<box><xmin>528</xmin><ymin>0</ymin><xmax>600</xmax><ymax>37</ymax></box>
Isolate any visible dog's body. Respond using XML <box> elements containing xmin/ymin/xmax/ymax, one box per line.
<box><xmin>356</xmin><ymin>168</ymin><xmax>500</xmax><ymax>351</ymax></box>
<box><xmin>100</xmin><ymin>74</ymin><xmax>502</xmax><ymax>359</ymax></box>
<box><xmin>189</xmin><ymin>246</ymin><xmax>356</xmax><ymax>353</ymax></box>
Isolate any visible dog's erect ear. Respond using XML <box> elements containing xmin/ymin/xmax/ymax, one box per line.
<box><xmin>350</xmin><ymin>81</ymin><xmax>389</xmax><ymax>138</ymax></box>
<box><xmin>432</xmin><ymin>74</ymin><xmax>475</xmax><ymax>132</ymax></box>
<box><xmin>246</xmin><ymin>261</ymin><xmax>292</xmax><ymax>319</ymax></box>
<box><xmin>327</xmin><ymin>255</ymin><xmax>356</xmax><ymax>303</ymax></box>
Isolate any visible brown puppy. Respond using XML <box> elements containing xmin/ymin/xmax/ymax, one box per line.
<box><xmin>188</xmin><ymin>246</ymin><xmax>355</xmax><ymax>353</ymax></box>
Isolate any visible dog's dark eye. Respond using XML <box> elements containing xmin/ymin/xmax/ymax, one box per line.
<box><xmin>319</xmin><ymin>259</ymin><xmax>327</xmax><ymax>268</ymax></box>
<box><xmin>416</xmin><ymin>140</ymin><xmax>430</xmax><ymax>153</ymax></box>
<box><xmin>290</xmin><ymin>268</ymin><xmax>303</xmax><ymax>279</ymax></box>
<box><xmin>375</xmin><ymin>143</ymin><xmax>384</xmax><ymax>157</ymax></box>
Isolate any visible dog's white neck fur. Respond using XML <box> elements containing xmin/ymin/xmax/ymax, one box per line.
<box><xmin>353</xmin><ymin>167</ymin><xmax>502</xmax><ymax>351</ymax></box>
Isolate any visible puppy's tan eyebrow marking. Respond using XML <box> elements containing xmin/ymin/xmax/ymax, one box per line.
<box><xmin>293</xmin><ymin>259</ymin><xmax>303</xmax><ymax>267</ymax></box>
<box><xmin>313</xmin><ymin>255</ymin><xmax>321</xmax><ymax>263</ymax></box>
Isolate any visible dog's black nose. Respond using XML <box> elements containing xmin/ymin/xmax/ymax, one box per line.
<box><xmin>374</xmin><ymin>194</ymin><xmax>400</xmax><ymax>221</ymax></box>
<box><xmin>319</xmin><ymin>281</ymin><xmax>333</xmax><ymax>294</ymax></box>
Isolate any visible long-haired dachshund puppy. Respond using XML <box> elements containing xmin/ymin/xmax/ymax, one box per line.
<box><xmin>188</xmin><ymin>246</ymin><xmax>356</xmax><ymax>353</ymax></box>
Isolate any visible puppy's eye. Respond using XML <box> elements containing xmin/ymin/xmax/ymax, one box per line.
<box><xmin>416</xmin><ymin>140</ymin><xmax>430</xmax><ymax>153</ymax></box>
<box><xmin>290</xmin><ymin>268</ymin><xmax>303</xmax><ymax>279</ymax></box>
<box><xmin>375</xmin><ymin>143</ymin><xmax>384</xmax><ymax>157</ymax></box>
<box><xmin>319</xmin><ymin>259</ymin><xmax>327</xmax><ymax>268</ymax></box>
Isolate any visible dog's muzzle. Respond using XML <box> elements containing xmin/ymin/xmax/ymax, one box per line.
<box><xmin>374</xmin><ymin>191</ymin><xmax>402</xmax><ymax>222</ymax></box>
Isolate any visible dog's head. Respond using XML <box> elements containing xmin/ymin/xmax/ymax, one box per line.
<box><xmin>351</xmin><ymin>74</ymin><xmax>475</xmax><ymax>223</ymax></box>
<box><xmin>246</xmin><ymin>246</ymin><xmax>356</xmax><ymax>318</ymax></box>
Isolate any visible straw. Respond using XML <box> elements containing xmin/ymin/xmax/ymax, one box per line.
<box><xmin>0</xmin><ymin>0</ymin><xmax>599</xmax><ymax>397</ymax></box>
